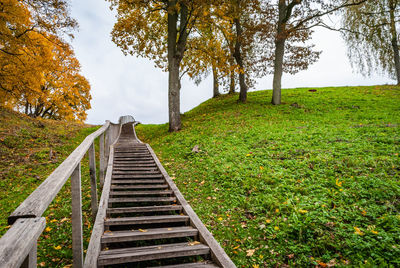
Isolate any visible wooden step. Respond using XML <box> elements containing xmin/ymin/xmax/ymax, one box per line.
<box><xmin>112</xmin><ymin>171</ymin><xmax>161</xmax><ymax>175</ymax></box>
<box><xmin>107</xmin><ymin>205</ymin><xmax>182</xmax><ymax>214</ymax></box>
<box><xmin>112</xmin><ymin>174</ymin><xmax>163</xmax><ymax>179</ymax></box>
<box><xmin>98</xmin><ymin>242</ymin><xmax>210</xmax><ymax>266</ymax></box>
<box><xmin>111</xmin><ymin>179</ymin><xmax>165</xmax><ymax>184</ymax></box>
<box><xmin>152</xmin><ymin>261</ymin><xmax>219</xmax><ymax>268</ymax></box>
<box><xmin>113</xmin><ymin>167</ymin><xmax>159</xmax><ymax>171</ymax></box>
<box><xmin>115</xmin><ymin>151</ymin><xmax>149</xmax><ymax>153</ymax></box>
<box><xmin>113</xmin><ymin>161</ymin><xmax>156</xmax><ymax>165</ymax></box>
<box><xmin>108</xmin><ymin>197</ymin><xmax>176</xmax><ymax>203</ymax></box>
<box><xmin>111</xmin><ymin>184</ymin><xmax>169</xmax><ymax>190</ymax></box>
<box><xmin>101</xmin><ymin>226</ymin><xmax>198</xmax><ymax>243</ymax></box>
<box><xmin>113</xmin><ymin>163</ymin><xmax>157</xmax><ymax>167</ymax></box>
<box><xmin>109</xmin><ymin>190</ymin><xmax>173</xmax><ymax>196</ymax></box>
<box><xmin>115</xmin><ymin>154</ymin><xmax>151</xmax><ymax>157</ymax></box>
<box><xmin>104</xmin><ymin>215</ymin><xmax>189</xmax><ymax>226</ymax></box>
<box><xmin>114</xmin><ymin>157</ymin><xmax>154</xmax><ymax>160</ymax></box>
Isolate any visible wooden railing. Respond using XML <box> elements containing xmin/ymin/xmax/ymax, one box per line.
<box><xmin>0</xmin><ymin>118</ymin><xmax>126</xmax><ymax>268</ymax></box>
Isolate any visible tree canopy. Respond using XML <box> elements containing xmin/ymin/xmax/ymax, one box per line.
<box><xmin>0</xmin><ymin>0</ymin><xmax>91</xmax><ymax>122</ymax></box>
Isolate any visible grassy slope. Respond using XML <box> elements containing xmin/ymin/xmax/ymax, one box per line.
<box><xmin>137</xmin><ymin>86</ymin><xmax>400</xmax><ymax>267</ymax></box>
<box><xmin>0</xmin><ymin>107</ymin><xmax>100</xmax><ymax>267</ymax></box>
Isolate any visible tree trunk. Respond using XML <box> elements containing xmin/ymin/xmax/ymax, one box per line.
<box><xmin>167</xmin><ymin>0</ymin><xmax>181</xmax><ymax>132</ymax></box>
<box><xmin>229</xmin><ymin>58</ymin><xmax>235</xmax><ymax>94</ymax></box>
<box><xmin>168</xmin><ymin>58</ymin><xmax>181</xmax><ymax>131</ymax></box>
<box><xmin>233</xmin><ymin>17</ymin><xmax>248</xmax><ymax>102</ymax></box>
<box><xmin>212</xmin><ymin>64</ymin><xmax>220</xmax><ymax>98</ymax></box>
<box><xmin>389</xmin><ymin>0</ymin><xmax>400</xmax><ymax>85</ymax></box>
<box><xmin>272</xmin><ymin>0</ymin><xmax>287</xmax><ymax>105</ymax></box>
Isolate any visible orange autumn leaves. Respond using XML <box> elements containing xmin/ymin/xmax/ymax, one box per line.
<box><xmin>0</xmin><ymin>0</ymin><xmax>91</xmax><ymax>122</ymax></box>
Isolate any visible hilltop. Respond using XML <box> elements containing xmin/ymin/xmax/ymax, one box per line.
<box><xmin>136</xmin><ymin>85</ymin><xmax>400</xmax><ymax>267</ymax></box>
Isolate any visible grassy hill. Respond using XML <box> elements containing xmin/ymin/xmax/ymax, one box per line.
<box><xmin>0</xmin><ymin>107</ymin><xmax>99</xmax><ymax>267</ymax></box>
<box><xmin>136</xmin><ymin>85</ymin><xmax>400</xmax><ymax>267</ymax></box>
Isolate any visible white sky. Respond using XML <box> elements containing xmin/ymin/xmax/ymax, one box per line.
<box><xmin>70</xmin><ymin>0</ymin><xmax>393</xmax><ymax>125</ymax></box>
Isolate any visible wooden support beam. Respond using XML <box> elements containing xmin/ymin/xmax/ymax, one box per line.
<box><xmin>21</xmin><ymin>244</ymin><xmax>37</xmax><ymax>268</ymax></box>
<box><xmin>99</xmin><ymin>133</ymin><xmax>105</xmax><ymax>187</ymax></box>
<box><xmin>89</xmin><ymin>143</ymin><xmax>98</xmax><ymax>220</ymax></box>
<box><xmin>71</xmin><ymin>163</ymin><xmax>83</xmax><ymax>268</ymax></box>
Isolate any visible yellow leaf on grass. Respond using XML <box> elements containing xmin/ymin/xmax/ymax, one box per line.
<box><xmin>218</xmin><ymin>217</ymin><xmax>223</xmax><ymax>221</ymax></box>
<box><xmin>246</xmin><ymin>249</ymin><xmax>255</xmax><ymax>256</ymax></box>
<box><xmin>54</xmin><ymin>245</ymin><xmax>61</xmax><ymax>250</ymax></box>
<box><xmin>354</xmin><ymin>227</ymin><xmax>364</xmax><ymax>236</ymax></box>
<box><xmin>299</xmin><ymin>209</ymin><xmax>308</xmax><ymax>214</ymax></box>
<box><xmin>45</xmin><ymin>227</ymin><xmax>52</xmax><ymax>232</ymax></box>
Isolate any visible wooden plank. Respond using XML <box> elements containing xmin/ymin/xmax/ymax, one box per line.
<box><xmin>8</xmin><ymin>121</ymin><xmax>110</xmax><ymax>224</ymax></box>
<box><xmin>110</xmin><ymin>184</ymin><xmax>168</xmax><ymax>190</ymax></box>
<box><xmin>112</xmin><ymin>171</ymin><xmax>161</xmax><ymax>175</ymax></box>
<box><xmin>111</xmin><ymin>179</ymin><xmax>165</xmax><ymax>184</ymax></box>
<box><xmin>88</xmin><ymin>143</ymin><xmax>98</xmax><ymax>220</ymax></box>
<box><xmin>99</xmin><ymin>133</ymin><xmax>105</xmax><ymax>187</ymax></box>
<box><xmin>152</xmin><ymin>261</ymin><xmax>219</xmax><ymax>268</ymax></box>
<box><xmin>84</xmin><ymin>143</ymin><xmax>116</xmax><ymax>267</ymax></box>
<box><xmin>113</xmin><ymin>167</ymin><xmax>158</xmax><ymax>171</ymax></box>
<box><xmin>114</xmin><ymin>153</ymin><xmax>150</xmax><ymax>156</ymax></box>
<box><xmin>108</xmin><ymin>197</ymin><xmax>176</xmax><ymax>203</ymax></box>
<box><xmin>112</xmin><ymin>174</ymin><xmax>163</xmax><ymax>179</ymax></box>
<box><xmin>109</xmin><ymin>190</ymin><xmax>173</xmax><ymax>196</ymax></box>
<box><xmin>146</xmin><ymin>144</ymin><xmax>236</xmax><ymax>268</ymax></box>
<box><xmin>0</xmin><ymin>217</ymin><xmax>45</xmax><ymax>268</ymax></box>
<box><xmin>98</xmin><ymin>243</ymin><xmax>209</xmax><ymax>266</ymax></box>
<box><xmin>104</xmin><ymin>215</ymin><xmax>189</xmax><ymax>226</ymax></box>
<box><xmin>101</xmin><ymin>226</ymin><xmax>198</xmax><ymax>243</ymax></box>
<box><xmin>71</xmin><ymin>163</ymin><xmax>83</xmax><ymax>268</ymax></box>
<box><xmin>113</xmin><ymin>161</ymin><xmax>156</xmax><ymax>165</ymax></box>
<box><xmin>107</xmin><ymin>205</ymin><xmax>182</xmax><ymax>214</ymax></box>
<box><xmin>21</xmin><ymin>244</ymin><xmax>37</xmax><ymax>268</ymax></box>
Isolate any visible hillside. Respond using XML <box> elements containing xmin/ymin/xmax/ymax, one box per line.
<box><xmin>0</xmin><ymin>107</ymin><xmax>99</xmax><ymax>267</ymax></box>
<box><xmin>136</xmin><ymin>86</ymin><xmax>400</xmax><ymax>267</ymax></box>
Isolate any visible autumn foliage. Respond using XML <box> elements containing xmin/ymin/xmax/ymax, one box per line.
<box><xmin>0</xmin><ymin>0</ymin><xmax>91</xmax><ymax>122</ymax></box>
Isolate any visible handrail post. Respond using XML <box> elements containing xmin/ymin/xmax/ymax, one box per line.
<box><xmin>21</xmin><ymin>244</ymin><xmax>37</xmax><ymax>268</ymax></box>
<box><xmin>105</xmin><ymin>127</ymin><xmax>110</xmax><ymax>162</ymax></box>
<box><xmin>88</xmin><ymin>143</ymin><xmax>98</xmax><ymax>220</ymax></box>
<box><xmin>71</xmin><ymin>163</ymin><xmax>83</xmax><ymax>268</ymax></box>
<box><xmin>99</xmin><ymin>133</ymin><xmax>105</xmax><ymax>187</ymax></box>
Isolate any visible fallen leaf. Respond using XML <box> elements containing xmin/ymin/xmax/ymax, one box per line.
<box><xmin>139</xmin><ymin>229</ymin><xmax>148</xmax><ymax>232</ymax></box>
<box><xmin>188</xmin><ymin>241</ymin><xmax>201</xmax><ymax>246</ymax></box>
<box><xmin>246</xmin><ymin>249</ymin><xmax>255</xmax><ymax>256</ymax></box>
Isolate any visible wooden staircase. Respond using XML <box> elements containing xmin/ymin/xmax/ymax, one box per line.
<box><xmin>96</xmin><ymin>122</ymin><xmax>234</xmax><ymax>267</ymax></box>
<box><xmin>0</xmin><ymin>115</ymin><xmax>234</xmax><ymax>268</ymax></box>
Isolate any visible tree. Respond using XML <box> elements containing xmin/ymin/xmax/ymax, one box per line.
<box><xmin>0</xmin><ymin>0</ymin><xmax>90</xmax><ymax>121</ymax></box>
<box><xmin>110</xmin><ymin>0</ymin><xmax>212</xmax><ymax>131</ymax></box>
<box><xmin>18</xmin><ymin>38</ymin><xmax>91</xmax><ymax>121</ymax></box>
<box><xmin>266</xmin><ymin>0</ymin><xmax>367</xmax><ymax>105</ymax></box>
<box><xmin>340</xmin><ymin>0</ymin><xmax>400</xmax><ymax>84</ymax></box>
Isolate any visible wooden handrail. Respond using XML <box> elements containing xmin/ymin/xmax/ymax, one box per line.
<box><xmin>8</xmin><ymin>121</ymin><xmax>111</xmax><ymax>224</ymax></box>
<box><xmin>0</xmin><ymin>217</ymin><xmax>46</xmax><ymax>267</ymax></box>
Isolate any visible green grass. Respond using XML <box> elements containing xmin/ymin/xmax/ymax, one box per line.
<box><xmin>136</xmin><ymin>85</ymin><xmax>400</xmax><ymax>267</ymax></box>
<box><xmin>0</xmin><ymin>107</ymin><xmax>100</xmax><ymax>267</ymax></box>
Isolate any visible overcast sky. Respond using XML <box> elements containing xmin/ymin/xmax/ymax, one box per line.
<box><xmin>70</xmin><ymin>0</ymin><xmax>393</xmax><ymax>125</ymax></box>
